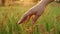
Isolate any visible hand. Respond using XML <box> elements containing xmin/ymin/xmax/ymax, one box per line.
<box><xmin>17</xmin><ymin>3</ymin><xmax>45</xmax><ymax>24</ymax></box>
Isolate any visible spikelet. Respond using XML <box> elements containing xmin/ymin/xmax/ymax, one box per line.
<box><xmin>50</xmin><ymin>26</ymin><xmax>55</xmax><ymax>34</ymax></box>
<box><xmin>40</xmin><ymin>24</ymin><xmax>49</xmax><ymax>34</ymax></box>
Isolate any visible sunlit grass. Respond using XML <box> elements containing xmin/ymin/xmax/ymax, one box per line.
<box><xmin>0</xmin><ymin>2</ymin><xmax>60</xmax><ymax>34</ymax></box>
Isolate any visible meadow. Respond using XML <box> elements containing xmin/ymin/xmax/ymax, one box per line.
<box><xmin>0</xmin><ymin>2</ymin><xmax>60</xmax><ymax>34</ymax></box>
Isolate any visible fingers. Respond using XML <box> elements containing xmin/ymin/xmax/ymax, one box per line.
<box><xmin>17</xmin><ymin>14</ymin><xmax>28</xmax><ymax>24</ymax></box>
<box><xmin>32</xmin><ymin>14</ymin><xmax>40</xmax><ymax>24</ymax></box>
<box><xmin>17</xmin><ymin>11</ymin><xmax>33</xmax><ymax>24</ymax></box>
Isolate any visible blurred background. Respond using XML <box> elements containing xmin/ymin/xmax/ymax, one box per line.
<box><xmin>0</xmin><ymin>0</ymin><xmax>60</xmax><ymax>34</ymax></box>
<box><xmin>0</xmin><ymin>0</ymin><xmax>40</xmax><ymax>6</ymax></box>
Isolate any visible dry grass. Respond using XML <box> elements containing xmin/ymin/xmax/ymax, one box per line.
<box><xmin>0</xmin><ymin>2</ymin><xmax>60</xmax><ymax>34</ymax></box>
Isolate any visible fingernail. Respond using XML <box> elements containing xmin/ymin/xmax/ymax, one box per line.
<box><xmin>17</xmin><ymin>20</ymin><xmax>22</xmax><ymax>25</ymax></box>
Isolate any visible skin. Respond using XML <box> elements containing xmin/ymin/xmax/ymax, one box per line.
<box><xmin>17</xmin><ymin>0</ymin><xmax>54</xmax><ymax>24</ymax></box>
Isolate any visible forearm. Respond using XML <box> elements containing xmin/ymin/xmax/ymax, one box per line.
<box><xmin>42</xmin><ymin>0</ymin><xmax>54</xmax><ymax>6</ymax></box>
<box><xmin>36</xmin><ymin>0</ymin><xmax>54</xmax><ymax>7</ymax></box>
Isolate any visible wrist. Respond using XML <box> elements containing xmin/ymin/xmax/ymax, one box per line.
<box><xmin>39</xmin><ymin>0</ymin><xmax>54</xmax><ymax>7</ymax></box>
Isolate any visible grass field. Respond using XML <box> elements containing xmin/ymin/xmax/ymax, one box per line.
<box><xmin>0</xmin><ymin>2</ymin><xmax>60</xmax><ymax>34</ymax></box>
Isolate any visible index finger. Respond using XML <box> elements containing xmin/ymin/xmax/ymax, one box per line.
<box><xmin>17</xmin><ymin>14</ymin><xmax>28</xmax><ymax>24</ymax></box>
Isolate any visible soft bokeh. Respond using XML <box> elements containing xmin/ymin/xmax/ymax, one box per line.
<box><xmin>0</xmin><ymin>0</ymin><xmax>60</xmax><ymax>34</ymax></box>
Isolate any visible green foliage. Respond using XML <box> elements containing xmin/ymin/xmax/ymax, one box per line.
<box><xmin>0</xmin><ymin>2</ymin><xmax>60</xmax><ymax>34</ymax></box>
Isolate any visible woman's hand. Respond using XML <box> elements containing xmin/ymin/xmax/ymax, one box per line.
<box><xmin>17</xmin><ymin>4</ymin><xmax>45</xmax><ymax>24</ymax></box>
<box><xmin>17</xmin><ymin>0</ymin><xmax>54</xmax><ymax>24</ymax></box>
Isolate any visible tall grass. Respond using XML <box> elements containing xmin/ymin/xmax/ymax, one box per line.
<box><xmin>0</xmin><ymin>2</ymin><xmax>60</xmax><ymax>34</ymax></box>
